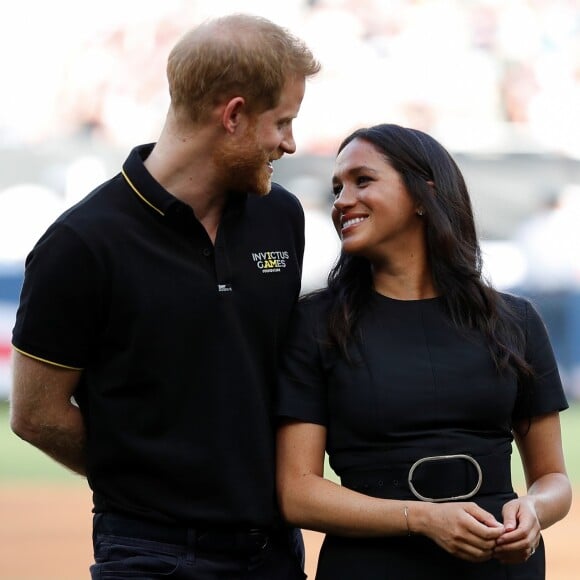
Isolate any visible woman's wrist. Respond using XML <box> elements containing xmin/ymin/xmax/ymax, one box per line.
<box><xmin>403</xmin><ymin>501</ymin><xmax>430</xmax><ymax>536</ymax></box>
<box><xmin>403</xmin><ymin>505</ymin><xmax>411</xmax><ymax>535</ymax></box>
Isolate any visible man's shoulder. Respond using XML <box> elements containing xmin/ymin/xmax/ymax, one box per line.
<box><xmin>56</xmin><ymin>175</ymin><xmax>124</xmax><ymax>224</ymax></box>
<box><xmin>34</xmin><ymin>175</ymin><xmax>125</xmax><ymax>252</ymax></box>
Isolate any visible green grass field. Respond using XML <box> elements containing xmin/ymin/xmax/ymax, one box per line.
<box><xmin>1</xmin><ymin>400</ymin><xmax>579</xmax><ymax>485</ymax></box>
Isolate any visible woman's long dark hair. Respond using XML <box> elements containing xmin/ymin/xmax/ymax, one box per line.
<box><xmin>326</xmin><ymin>123</ymin><xmax>532</xmax><ymax>379</ymax></box>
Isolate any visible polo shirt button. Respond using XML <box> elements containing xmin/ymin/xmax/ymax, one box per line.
<box><xmin>202</xmin><ymin>248</ymin><xmax>212</xmax><ymax>257</ymax></box>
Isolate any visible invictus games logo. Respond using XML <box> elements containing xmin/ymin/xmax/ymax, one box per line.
<box><xmin>252</xmin><ymin>250</ymin><xmax>289</xmax><ymax>273</ymax></box>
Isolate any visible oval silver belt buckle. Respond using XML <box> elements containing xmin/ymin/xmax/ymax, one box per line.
<box><xmin>407</xmin><ymin>454</ymin><xmax>483</xmax><ymax>503</ymax></box>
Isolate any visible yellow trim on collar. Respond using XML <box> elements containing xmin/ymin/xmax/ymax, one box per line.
<box><xmin>12</xmin><ymin>346</ymin><xmax>84</xmax><ymax>371</ymax></box>
<box><xmin>121</xmin><ymin>169</ymin><xmax>165</xmax><ymax>216</ymax></box>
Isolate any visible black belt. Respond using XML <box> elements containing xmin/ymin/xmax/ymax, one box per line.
<box><xmin>94</xmin><ymin>512</ymin><xmax>274</xmax><ymax>555</ymax></box>
<box><xmin>340</xmin><ymin>453</ymin><xmax>512</xmax><ymax>502</ymax></box>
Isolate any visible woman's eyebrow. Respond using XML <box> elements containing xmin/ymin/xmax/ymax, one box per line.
<box><xmin>332</xmin><ymin>165</ymin><xmax>379</xmax><ymax>181</ymax></box>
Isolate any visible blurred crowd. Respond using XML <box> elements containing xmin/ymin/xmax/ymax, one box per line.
<box><xmin>1</xmin><ymin>0</ymin><xmax>580</xmax><ymax>156</ymax></box>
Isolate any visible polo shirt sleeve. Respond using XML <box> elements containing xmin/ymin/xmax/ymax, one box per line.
<box><xmin>512</xmin><ymin>297</ymin><xmax>569</xmax><ymax>421</ymax></box>
<box><xmin>12</xmin><ymin>223</ymin><xmax>105</xmax><ymax>369</ymax></box>
<box><xmin>277</xmin><ymin>296</ymin><xmax>328</xmax><ymax>426</ymax></box>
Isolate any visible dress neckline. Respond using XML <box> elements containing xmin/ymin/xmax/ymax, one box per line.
<box><xmin>371</xmin><ymin>290</ymin><xmax>442</xmax><ymax>304</ymax></box>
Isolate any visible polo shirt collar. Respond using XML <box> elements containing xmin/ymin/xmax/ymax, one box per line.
<box><xmin>122</xmin><ymin>144</ymin><xmax>181</xmax><ymax>217</ymax></box>
<box><xmin>121</xmin><ymin>143</ymin><xmax>249</xmax><ymax>220</ymax></box>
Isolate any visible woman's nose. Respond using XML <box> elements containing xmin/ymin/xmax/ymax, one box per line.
<box><xmin>333</xmin><ymin>188</ymin><xmax>354</xmax><ymax>210</ymax></box>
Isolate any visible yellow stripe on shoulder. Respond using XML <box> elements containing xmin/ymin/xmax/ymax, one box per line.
<box><xmin>12</xmin><ymin>346</ymin><xmax>84</xmax><ymax>371</ymax></box>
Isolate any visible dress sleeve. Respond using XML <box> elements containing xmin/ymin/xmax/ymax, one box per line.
<box><xmin>513</xmin><ymin>298</ymin><xmax>569</xmax><ymax>421</ymax></box>
<box><xmin>277</xmin><ymin>297</ymin><xmax>328</xmax><ymax>425</ymax></box>
<box><xmin>12</xmin><ymin>223</ymin><xmax>105</xmax><ymax>369</ymax></box>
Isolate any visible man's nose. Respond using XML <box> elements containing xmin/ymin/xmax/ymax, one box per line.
<box><xmin>281</xmin><ymin>129</ymin><xmax>296</xmax><ymax>155</ymax></box>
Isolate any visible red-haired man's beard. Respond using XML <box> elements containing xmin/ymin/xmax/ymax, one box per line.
<box><xmin>214</xmin><ymin>128</ymin><xmax>274</xmax><ymax>196</ymax></box>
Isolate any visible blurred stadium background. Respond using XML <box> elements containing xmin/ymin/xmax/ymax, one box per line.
<box><xmin>1</xmin><ymin>0</ymin><xmax>579</xmax><ymax>577</ymax></box>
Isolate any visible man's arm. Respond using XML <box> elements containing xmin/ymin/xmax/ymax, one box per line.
<box><xmin>10</xmin><ymin>350</ymin><xmax>86</xmax><ymax>475</ymax></box>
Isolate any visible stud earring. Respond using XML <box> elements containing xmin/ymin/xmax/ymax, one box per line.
<box><xmin>416</xmin><ymin>209</ymin><xmax>424</xmax><ymax>216</ymax></box>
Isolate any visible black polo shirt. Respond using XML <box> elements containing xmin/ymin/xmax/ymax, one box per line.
<box><xmin>12</xmin><ymin>144</ymin><xmax>305</xmax><ymax>527</ymax></box>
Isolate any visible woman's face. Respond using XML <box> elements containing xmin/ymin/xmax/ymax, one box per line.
<box><xmin>331</xmin><ymin>138</ymin><xmax>424</xmax><ymax>261</ymax></box>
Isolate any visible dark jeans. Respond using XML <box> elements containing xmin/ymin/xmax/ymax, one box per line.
<box><xmin>90</xmin><ymin>512</ymin><xmax>306</xmax><ymax>579</ymax></box>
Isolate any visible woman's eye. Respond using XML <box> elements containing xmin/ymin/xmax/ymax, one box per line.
<box><xmin>356</xmin><ymin>175</ymin><xmax>371</xmax><ymax>186</ymax></box>
<box><xmin>332</xmin><ymin>184</ymin><xmax>342</xmax><ymax>197</ymax></box>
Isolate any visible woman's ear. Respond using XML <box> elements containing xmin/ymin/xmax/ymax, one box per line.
<box><xmin>416</xmin><ymin>180</ymin><xmax>435</xmax><ymax>215</ymax></box>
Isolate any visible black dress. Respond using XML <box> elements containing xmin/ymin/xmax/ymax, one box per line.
<box><xmin>277</xmin><ymin>291</ymin><xmax>568</xmax><ymax>579</ymax></box>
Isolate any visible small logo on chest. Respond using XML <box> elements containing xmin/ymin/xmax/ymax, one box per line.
<box><xmin>251</xmin><ymin>250</ymin><xmax>290</xmax><ymax>273</ymax></box>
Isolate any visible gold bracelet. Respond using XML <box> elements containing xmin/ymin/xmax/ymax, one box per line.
<box><xmin>404</xmin><ymin>505</ymin><xmax>411</xmax><ymax>536</ymax></box>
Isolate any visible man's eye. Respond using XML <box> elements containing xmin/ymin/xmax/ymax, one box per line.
<box><xmin>332</xmin><ymin>184</ymin><xmax>342</xmax><ymax>197</ymax></box>
<box><xmin>356</xmin><ymin>176</ymin><xmax>371</xmax><ymax>186</ymax></box>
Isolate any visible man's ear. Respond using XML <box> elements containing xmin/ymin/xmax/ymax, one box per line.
<box><xmin>222</xmin><ymin>97</ymin><xmax>246</xmax><ymax>133</ymax></box>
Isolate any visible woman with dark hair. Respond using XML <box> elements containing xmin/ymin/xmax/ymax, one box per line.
<box><xmin>276</xmin><ymin>124</ymin><xmax>571</xmax><ymax>579</ymax></box>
